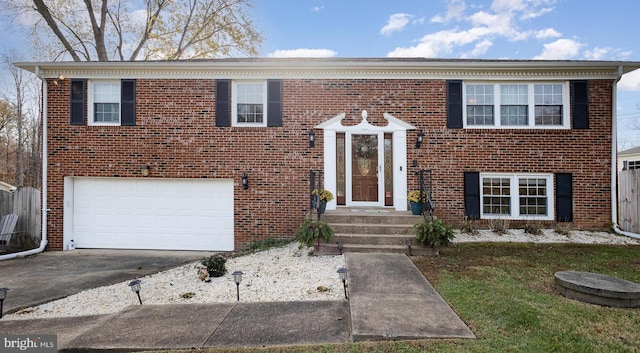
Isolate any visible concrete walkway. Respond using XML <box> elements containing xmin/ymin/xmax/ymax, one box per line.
<box><xmin>0</xmin><ymin>252</ymin><xmax>474</xmax><ymax>351</ymax></box>
<box><xmin>346</xmin><ymin>253</ymin><xmax>475</xmax><ymax>341</ymax></box>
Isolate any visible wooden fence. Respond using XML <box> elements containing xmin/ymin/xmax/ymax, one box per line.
<box><xmin>619</xmin><ymin>169</ymin><xmax>640</xmax><ymax>233</ymax></box>
<box><xmin>0</xmin><ymin>187</ymin><xmax>41</xmax><ymax>249</ymax></box>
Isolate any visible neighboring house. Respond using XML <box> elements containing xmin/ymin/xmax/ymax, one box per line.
<box><xmin>618</xmin><ymin>145</ymin><xmax>640</xmax><ymax>171</ymax></box>
<box><xmin>15</xmin><ymin>59</ymin><xmax>640</xmax><ymax>251</ymax></box>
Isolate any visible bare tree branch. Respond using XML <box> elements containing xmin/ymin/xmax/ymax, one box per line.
<box><xmin>31</xmin><ymin>0</ymin><xmax>82</xmax><ymax>61</ymax></box>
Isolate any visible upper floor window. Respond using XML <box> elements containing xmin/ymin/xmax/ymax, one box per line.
<box><xmin>89</xmin><ymin>81</ymin><xmax>121</xmax><ymax>125</ymax></box>
<box><xmin>232</xmin><ymin>81</ymin><xmax>267</xmax><ymax>127</ymax></box>
<box><xmin>464</xmin><ymin>82</ymin><xmax>570</xmax><ymax>129</ymax></box>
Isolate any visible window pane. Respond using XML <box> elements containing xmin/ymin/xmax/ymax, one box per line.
<box><xmin>94</xmin><ymin>103</ymin><xmax>119</xmax><ymax>123</ymax></box>
<box><xmin>94</xmin><ymin>82</ymin><xmax>120</xmax><ymax>103</ymax></box>
<box><xmin>467</xmin><ymin>84</ymin><xmax>494</xmax><ymax>105</ymax></box>
<box><xmin>237</xmin><ymin>103</ymin><xmax>263</xmax><ymax>123</ymax></box>
<box><xmin>482</xmin><ymin>177</ymin><xmax>510</xmax><ymax>215</ymax></box>
<box><xmin>500</xmin><ymin>84</ymin><xmax>528</xmax><ymax>104</ymax></box>
<box><xmin>467</xmin><ymin>105</ymin><xmax>494</xmax><ymax>125</ymax></box>
<box><xmin>535</xmin><ymin>106</ymin><xmax>562</xmax><ymax>125</ymax></box>
<box><xmin>534</xmin><ymin>84</ymin><xmax>562</xmax><ymax>105</ymax></box>
<box><xmin>500</xmin><ymin>105</ymin><xmax>528</xmax><ymax>125</ymax></box>
<box><xmin>518</xmin><ymin>178</ymin><xmax>548</xmax><ymax>215</ymax></box>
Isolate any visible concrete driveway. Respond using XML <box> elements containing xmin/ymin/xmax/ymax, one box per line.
<box><xmin>0</xmin><ymin>249</ymin><xmax>211</xmax><ymax>314</ymax></box>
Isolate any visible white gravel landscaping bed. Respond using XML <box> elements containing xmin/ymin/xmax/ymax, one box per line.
<box><xmin>6</xmin><ymin>242</ymin><xmax>345</xmax><ymax>320</ymax></box>
<box><xmin>453</xmin><ymin>229</ymin><xmax>640</xmax><ymax>245</ymax></box>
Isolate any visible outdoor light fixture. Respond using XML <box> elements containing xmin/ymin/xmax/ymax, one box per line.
<box><xmin>309</xmin><ymin>130</ymin><xmax>315</xmax><ymax>148</ymax></box>
<box><xmin>232</xmin><ymin>271</ymin><xmax>243</xmax><ymax>301</ymax></box>
<box><xmin>241</xmin><ymin>173</ymin><xmax>249</xmax><ymax>190</ymax></box>
<box><xmin>128</xmin><ymin>279</ymin><xmax>142</xmax><ymax>305</ymax></box>
<box><xmin>141</xmin><ymin>165</ymin><xmax>150</xmax><ymax>177</ymax></box>
<box><xmin>337</xmin><ymin>268</ymin><xmax>348</xmax><ymax>300</ymax></box>
<box><xmin>336</xmin><ymin>240</ymin><xmax>344</xmax><ymax>255</ymax></box>
<box><xmin>415</xmin><ymin>130</ymin><xmax>425</xmax><ymax>148</ymax></box>
<box><xmin>52</xmin><ymin>75</ymin><xmax>65</xmax><ymax>86</ymax></box>
<box><xmin>0</xmin><ymin>287</ymin><xmax>8</xmax><ymax>319</ymax></box>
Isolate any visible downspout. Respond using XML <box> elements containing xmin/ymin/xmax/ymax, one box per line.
<box><xmin>0</xmin><ymin>66</ymin><xmax>49</xmax><ymax>260</ymax></box>
<box><xmin>611</xmin><ymin>65</ymin><xmax>640</xmax><ymax>239</ymax></box>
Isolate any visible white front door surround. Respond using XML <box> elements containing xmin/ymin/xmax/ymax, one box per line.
<box><xmin>316</xmin><ymin>111</ymin><xmax>415</xmax><ymax>211</ymax></box>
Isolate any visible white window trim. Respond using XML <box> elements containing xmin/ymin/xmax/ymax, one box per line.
<box><xmin>480</xmin><ymin>172</ymin><xmax>555</xmax><ymax>221</ymax></box>
<box><xmin>463</xmin><ymin>82</ymin><xmax>570</xmax><ymax>129</ymax></box>
<box><xmin>88</xmin><ymin>80</ymin><xmax>121</xmax><ymax>126</ymax></box>
<box><xmin>231</xmin><ymin>81</ymin><xmax>268</xmax><ymax>127</ymax></box>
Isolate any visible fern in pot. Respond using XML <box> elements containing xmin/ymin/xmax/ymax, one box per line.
<box><xmin>414</xmin><ymin>218</ymin><xmax>455</xmax><ymax>248</ymax></box>
<box><xmin>295</xmin><ymin>217</ymin><xmax>334</xmax><ymax>252</ymax></box>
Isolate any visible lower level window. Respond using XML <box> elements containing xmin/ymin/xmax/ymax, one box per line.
<box><xmin>481</xmin><ymin>173</ymin><xmax>553</xmax><ymax>220</ymax></box>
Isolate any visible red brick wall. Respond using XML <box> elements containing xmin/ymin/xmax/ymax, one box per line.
<box><xmin>44</xmin><ymin>78</ymin><xmax>614</xmax><ymax>250</ymax></box>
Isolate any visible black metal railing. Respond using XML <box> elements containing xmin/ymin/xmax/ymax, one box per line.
<box><xmin>417</xmin><ymin>169</ymin><xmax>435</xmax><ymax>220</ymax></box>
<box><xmin>309</xmin><ymin>170</ymin><xmax>324</xmax><ymax>220</ymax></box>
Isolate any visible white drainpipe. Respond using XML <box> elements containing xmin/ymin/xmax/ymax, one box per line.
<box><xmin>0</xmin><ymin>66</ymin><xmax>48</xmax><ymax>260</ymax></box>
<box><xmin>611</xmin><ymin>65</ymin><xmax>640</xmax><ymax>239</ymax></box>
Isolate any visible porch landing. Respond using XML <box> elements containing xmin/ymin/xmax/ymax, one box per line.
<box><xmin>318</xmin><ymin>207</ymin><xmax>436</xmax><ymax>255</ymax></box>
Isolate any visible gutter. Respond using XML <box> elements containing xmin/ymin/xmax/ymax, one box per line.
<box><xmin>611</xmin><ymin>65</ymin><xmax>640</xmax><ymax>239</ymax></box>
<box><xmin>0</xmin><ymin>66</ymin><xmax>48</xmax><ymax>260</ymax></box>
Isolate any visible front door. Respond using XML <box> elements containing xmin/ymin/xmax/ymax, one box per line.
<box><xmin>351</xmin><ymin>134</ymin><xmax>379</xmax><ymax>203</ymax></box>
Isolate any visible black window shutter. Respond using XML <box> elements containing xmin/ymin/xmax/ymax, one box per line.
<box><xmin>464</xmin><ymin>172</ymin><xmax>480</xmax><ymax>220</ymax></box>
<box><xmin>447</xmin><ymin>80</ymin><xmax>463</xmax><ymax>129</ymax></box>
<box><xmin>121</xmin><ymin>79</ymin><xmax>136</xmax><ymax>126</ymax></box>
<box><xmin>70</xmin><ymin>79</ymin><xmax>85</xmax><ymax>125</ymax></box>
<box><xmin>215</xmin><ymin>80</ymin><xmax>231</xmax><ymax>127</ymax></box>
<box><xmin>267</xmin><ymin>79</ymin><xmax>282</xmax><ymax>127</ymax></box>
<box><xmin>572</xmin><ymin>80</ymin><xmax>589</xmax><ymax>129</ymax></box>
<box><xmin>556</xmin><ymin>173</ymin><xmax>573</xmax><ymax>222</ymax></box>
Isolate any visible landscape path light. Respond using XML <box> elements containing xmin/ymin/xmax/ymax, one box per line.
<box><xmin>337</xmin><ymin>268</ymin><xmax>348</xmax><ymax>300</ymax></box>
<box><xmin>128</xmin><ymin>279</ymin><xmax>142</xmax><ymax>305</ymax></box>
<box><xmin>232</xmin><ymin>271</ymin><xmax>243</xmax><ymax>301</ymax></box>
<box><xmin>0</xmin><ymin>287</ymin><xmax>8</xmax><ymax>318</ymax></box>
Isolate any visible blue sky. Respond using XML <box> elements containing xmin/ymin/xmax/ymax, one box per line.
<box><xmin>251</xmin><ymin>0</ymin><xmax>640</xmax><ymax>149</ymax></box>
<box><xmin>1</xmin><ymin>0</ymin><xmax>639</xmax><ymax>148</ymax></box>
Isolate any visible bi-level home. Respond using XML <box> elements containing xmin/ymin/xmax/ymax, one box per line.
<box><xmin>16</xmin><ymin>58</ymin><xmax>640</xmax><ymax>251</ymax></box>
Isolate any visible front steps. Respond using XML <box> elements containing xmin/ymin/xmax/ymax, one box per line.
<box><xmin>317</xmin><ymin>207</ymin><xmax>438</xmax><ymax>256</ymax></box>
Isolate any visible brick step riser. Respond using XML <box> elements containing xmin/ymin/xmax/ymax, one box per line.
<box><xmin>317</xmin><ymin>244</ymin><xmax>437</xmax><ymax>256</ymax></box>
<box><xmin>330</xmin><ymin>225</ymin><xmax>415</xmax><ymax>235</ymax></box>
<box><xmin>333</xmin><ymin>234</ymin><xmax>416</xmax><ymax>246</ymax></box>
<box><xmin>322</xmin><ymin>214</ymin><xmax>421</xmax><ymax>225</ymax></box>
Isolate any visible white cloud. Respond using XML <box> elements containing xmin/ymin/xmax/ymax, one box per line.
<box><xmin>491</xmin><ymin>0</ymin><xmax>526</xmax><ymax>13</ymax></box>
<box><xmin>431</xmin><ymin>0</ymin><xmax>466</xmax><ymax>23</ymax></box>
<box><xmin>267</xmin><ymin>49</ymin><xmax>337</xmax><ymax>58</ymax></box>
<box><xmin>535</xmin><ymin>28</ymin><xmax>561</xmax><ymax>39</ymax></box>
<box><xmin>521</xmin><ymin>7</ymin><xmax>554</xmax><ymax>20</ymax></box>
<box><xmin>584</xmin><ymin>47</ymin><xmax>610</xmax><ymax>60</ymax></box>
<box><xmin>380</xmin><ymin>13</ymin><xmax>412</xmax><ymax>36</ymax></box>
<box><xmin>388</xmin><ymin>28</ymin><xmax>488</xmax><ymax>57</ymax></box>
<box><xmin>619</xmin><ymin>70</ymin><xmax>640</xmax><ymax>91</ymax></box>
<box><xmin>465</xmin><ymin>39</ymin><xmax>493</xmax><ymax>57</ymax></box>
<box><xmin>533</xmin><ymin>38</ymin><xmax>582</xmax><ymax>59</ymax></box>
<box><xmin>312</xmin><ymin>5</ymin><xmax>324</xmax><ymax>12</ymax></box>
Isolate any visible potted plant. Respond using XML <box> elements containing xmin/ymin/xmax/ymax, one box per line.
<box><xmin>414</xmin><ymin>218</ymin><xmax>455</xmax><ymax>249</ymax></box>
<box><xmin>311</xmin><ymin>189</ymin><xmax>334</xmax><ymax>213</ymax></box>
<box><xmin>407</xmin><ymin>190</ymin><xmax>425</xmax><ymax>215</ymax></box>
<box><xmin>295</xmin><ymin>217</ymin><xmax>334</xmax><ymax>252</ymax></box>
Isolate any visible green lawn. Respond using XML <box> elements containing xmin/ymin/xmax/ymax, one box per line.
<box><xmin>163</xmin><ymin>242</ymin><xmax>640</xmax><ymax>353</ymax></box>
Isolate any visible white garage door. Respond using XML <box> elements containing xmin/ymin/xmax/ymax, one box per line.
<box><xmin>71</xmin><ymin>178</ymin><xmax>234</xmax><ymax>251</ymax></box>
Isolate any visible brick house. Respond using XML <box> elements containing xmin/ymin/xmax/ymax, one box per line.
<box><xmin>16</xmin><ymin>58</ymin><xmax>640</xmax><ymax>251</ymax></box>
